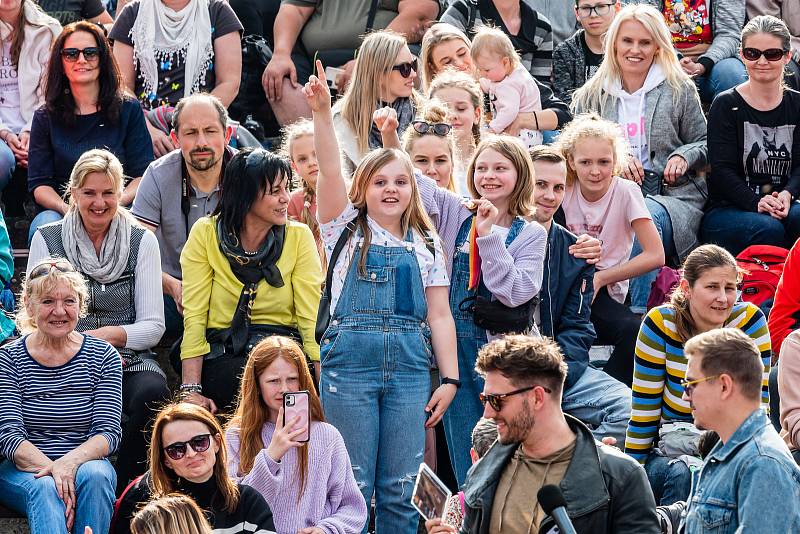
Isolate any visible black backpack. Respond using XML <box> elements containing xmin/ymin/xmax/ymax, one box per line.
<box><xmin>228</xmin><ymin>35</ymin><xmax>272</xmax><ymax>126</ymax></box>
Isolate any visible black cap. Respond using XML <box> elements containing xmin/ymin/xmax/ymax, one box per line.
<box><xmin>537</xmin><ymin>484</ymin><xmax>567</xmax><ymax>515</ymax></box>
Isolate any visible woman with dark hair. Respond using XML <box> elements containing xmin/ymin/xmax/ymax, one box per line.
<box><xmin>179</xmin><ymin>147</ymin><xmax>322</xmax><ymax>413</ymax></box>
<box><xmin>27</xmin><ymin>20</ymin><xmax>153</xmax><ymax>243</ymax></box>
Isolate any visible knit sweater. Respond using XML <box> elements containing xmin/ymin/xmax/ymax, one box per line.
<box><xmin>552</xmin><ymin>29</ymin><xmax>590</xmax><ymax>106</ymax></box>
<box><xmin>226</xmin><ymin>421</ymin><xmax>368</xmax><ymax>534</ymax></box>
<box><xmin>625</xmin><ymin>302</ymin><xmax>771</xmax><ymax>463</ymax></box>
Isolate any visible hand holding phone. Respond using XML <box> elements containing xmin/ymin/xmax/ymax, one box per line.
<box><xmin>265</xmin><ymin>392</ymin><xmax>310</xmax><ymax>462</ymax></box>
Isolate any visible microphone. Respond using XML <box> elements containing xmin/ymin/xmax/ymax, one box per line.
<box><xmin>538</xmin><ymin>484</ymin><xmax>578</xmax><ymax>534</ymax></box>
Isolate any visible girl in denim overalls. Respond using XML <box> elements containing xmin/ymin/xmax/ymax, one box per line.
<box><xmin>305</xmin><ymin>64</ymin><xmax>460</xmax><ymax>533</ymax></box>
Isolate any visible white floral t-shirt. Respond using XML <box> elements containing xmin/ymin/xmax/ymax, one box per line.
<box><xmin>320</xmin><ymin>203</ymin><xmax>450</xmax><ymax>314</ymax></box>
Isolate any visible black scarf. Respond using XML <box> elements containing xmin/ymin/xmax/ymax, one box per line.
<box><xmin>368</xmin><ymin>97</ymin><xmax>415</xmax><ymax>150</ymax></box>
<box><xmin>216</xmin><ymin>218</ymin><xmax>286</xmax><ymax>356</ymax></box>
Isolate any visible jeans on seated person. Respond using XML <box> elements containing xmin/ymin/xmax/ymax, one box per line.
<box><xmin>28</xmin><ymin>210</ymin><xmax>63</xmax><ymax>246</ymax></box>
<box><xmin>644</xmin><ymin>451</ymin><xmax>693</xmax><ymax>506</ymax></box>
<box><xmin>591</xmin><ymin>286</ymin><xmax>641</xmax><ymax>387</ymax></box>
<box><xmin>561</xmin><ymin>365</ymin><xmax>632</xmax><ymax>446</ymax></box>
<box><xmin>0</xmin><ymin>458</ymin><xmax>116</xmax><ymax>534</ymax></box>
<box><xmin>695</xmin><ymin>57</ymin><xmax>748</xmax><ymax>103</ymax></box>
<box><xmin>701</xmin><ymin>202</ymin><xmax>800</xmax><ymax>256</ymax></box>
<box><xmin>630</xmin><ymin>198</ymin><xmax>675</xmax><ymax>314</ymax></box>
<box><xmin>0</xmin><ymin>141</ymin><xmax>14</xmax><ymax>193</ymax></box>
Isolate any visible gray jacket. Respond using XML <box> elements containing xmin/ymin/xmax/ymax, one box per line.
<box><xmin>552</xmin><ymin>30</ymin><xmax>588</xmax><ymax>106</ymax></box>
<box><xmin>575</xmin><ymin>80</ymin><xmax>708</xmax><ymax>259</ymax></box>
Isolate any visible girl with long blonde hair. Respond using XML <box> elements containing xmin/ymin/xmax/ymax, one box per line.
<box><xmin>282</xmin><ymin>119</ymin><xmax>323</xmax><ymax>258</ymax></box>
<box><xmin>419</xmin><ymin>23</ymin><xmax>474</xmax><ymax>89</ymax></box>
<box><xmin>306</xmin><ymin>60</ymin><xmax>459</xmax><ymax>533</ymax></box>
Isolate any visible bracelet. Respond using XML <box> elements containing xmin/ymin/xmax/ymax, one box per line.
<box><xmin>179</xmin><ymin>383</ymin><xmax>203</xmax><ymax>395</ymax></box>
<box><xmin>533</xmin><ymin>111</ymin><xmax>540</xmax><ymax>131</ymax></box>
<box><xmin>441</xmin><ymin>377</ymin><xmax>462</xmax><ymax>389</ymax></box>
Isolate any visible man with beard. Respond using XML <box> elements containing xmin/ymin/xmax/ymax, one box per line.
<box><xmin>426</xmin><ymin>335</ymin><xmax>659</xmax><ymax>533</ymax></box>
<box><xmin>132</xmin><ymin>93</ymin><xmax>234</xmax><ymax>336</ymax></box>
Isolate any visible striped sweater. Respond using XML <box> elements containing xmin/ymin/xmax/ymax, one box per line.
<box><xmin>624</xmin><ymin>302</ymin><xmax>771</xmax><ymax>463</ymax></box>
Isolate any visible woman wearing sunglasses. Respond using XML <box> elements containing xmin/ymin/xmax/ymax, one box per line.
<box><xmin>401</xmin><ymin>99</ymin><xmax>459</xmax><ymax>193</ymax></box>
<box><xmin>701</xmin><ymin>15</ymin><xmax>800</xmax><ymax>255</ymax></box>
<box><xmin>27</xmin><ymin>149</ymin><xmax>169</xmax><ymax>495</ymax></box>
<box><xmin>27</xmin><ymin>20</ymin><xmax>153</xmax><ymax>244</ymax></box>
<box><xmin>113</xmin><ymin>403</ymin><xmax>275</xmax><ymax>534</ymax></box>
<box><xmin>0</xmin><ymin>0</ymin><xmax>59</xmax><ymax>196</ymax></box>
<box><xmin>624</xmin><ymin>244</ymin><xmax>771</xmax><ymax>505</ymax></box>
<box><xmin>0</xmin><ymin>257</ymin><xmax>121</xmax><ymax>534</ymax></box>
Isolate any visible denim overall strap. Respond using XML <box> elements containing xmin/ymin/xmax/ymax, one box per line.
<box><xmin>319</xmin><ymin>235</ymin><xmax>433</xmax><ymax>534</ymax></box>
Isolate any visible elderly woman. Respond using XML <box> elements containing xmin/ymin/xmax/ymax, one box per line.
<box><xmin>113</xmin><ymin>403</ymin><xmax>275</xmax><ymax>534</ymax></box>
<box><xmin>27</xmin><ymin>149</ymin><xmax>168</xmax><ymax>494</ymax></box>
<box><xmin>179</xmin><ymin>147</ymin><xmax>321</xmax><ymax>413</ymax></box>
<box><xmin>0</xmin><ymin>257</ymin><xmax>122</xmax><ymax>534</ymax></box>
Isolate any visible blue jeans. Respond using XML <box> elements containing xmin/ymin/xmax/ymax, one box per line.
<box><xmin>320</xmin><ymin>238</ymin><xmax>429</xmax><ymax>534</ymax></box>
<box><xmin>701</xmin><ymin>203</ymin><xmax>800</xmax><ymax>256</ymax></box>
<box><xmin>695</xmin><ymin>57</ymin><xmax>747</xmax><ymax>103</ymax></box>
<box><xmin>561</xmin><ymin>366</ymin><xmax>632</xmax><ymax>446</ymax></box>
<box><xmin>644</xmin><ymin>452</ymin><xmax>692</xmax><ymax>506</ymax></box>
<box><xmin>0</xmin><ymin>141</ymin><xmax>13</xmax><ymax>193</ymax></box>
<box><xmin>630</xmin><ymin>197</ymin><xmax>674</xmax><ymax>314</ymax></box>
<box><xmin>0</xmin><ymin>459</ymin><xmax>116</xmax><ymax>534</ymax></box>
<box><xmin>28</xmin><ymin>210</ymin><xmax>63</xmax><ymax>245</ymax></box>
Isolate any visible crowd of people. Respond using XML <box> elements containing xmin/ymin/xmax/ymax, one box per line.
<box><xmin>0</xmin><ymin>0</ymin><xmax>800</xmax><ymax>532</ymax></box>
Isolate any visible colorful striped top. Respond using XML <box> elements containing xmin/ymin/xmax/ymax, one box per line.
<box><xmin>624</xmin><ymin>302</ymin><xmax>771</xmax><ymax>464</ymax></box>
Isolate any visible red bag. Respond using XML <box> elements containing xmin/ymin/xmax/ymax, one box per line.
<box><xmin>736</xmin><ymin>245</ymin><xmax>790</xmax><ymax>307</ymax></box>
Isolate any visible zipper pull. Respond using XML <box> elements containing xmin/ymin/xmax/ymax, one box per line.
<box><xmin>101</xmin><ymin>284</ymin><xmax>106</xmax><ymax>292</ymax></box>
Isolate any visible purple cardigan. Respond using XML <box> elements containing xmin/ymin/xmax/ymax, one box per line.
<box><xmin>415</xmin><ymin>171</ymin><xmax>547</xmax><ymax>308</ymax></box>
<box><xmin>226</xmin><ymin>421</ymin><xmax>368</xmax><ymax>534</ymax></box>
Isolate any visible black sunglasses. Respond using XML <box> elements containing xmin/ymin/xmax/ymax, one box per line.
<box><xmin>61</xmin><ymin>47</ymin><xmax>101</xmax><ymax>62</ymax></box>
<box><xmin>742</xmin><ymin>47</ymin><xmax>787</xmax><ymax>62</ymax></box>
<box><xmin>163</xmin><ymin>433</ymin><xmax>212</xmax><ymax>461</ymax></box>
<box><xmin>29</xmin><ymin>260</ymin><xmax>76</xmax><ymax>281</ymax></box>
<box><xmin>479</xmin><ymin>385</ymin><xmax>551</xmax><ymax>411</ymax></box>
<box><xmin>412</xmin><ymin>120</ymin><xmax>452</xmax><ymax>136</ymax></box>
<box><xmin>392</xmin><ymin>58</ymin><xmax>418</xmax><ymax>78</ymax></box>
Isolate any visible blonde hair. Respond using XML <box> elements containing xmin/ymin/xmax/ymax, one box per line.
<box><xmin>66</xmin><ymin>148</ymin><xmax>138</xmax><ymax>223</ymax></box>
<box><xmin>402</xmin><ymin>99</ymin><xmax>457</xmax><ymax>191</ymax></box>
<box><xmin>466</xmin><ymin>136</ymin><xmax>534</xmax><ymax>217</ymax></box>
<box><xmin>470</xmin><ymin>26</ymin><xmax>521</xmax><ymax>70</ymax></box>
<box><xmin>428</xmin><ymin>69</ymin><xmax>484</xmax><ymax>147</ymax></box>
<box><xmin>556</xmin><ymin>113</ymin><xmax>630</xmax><ymax>185</ymax></box>
<box><xmin>349</xmin><ymin>148</ymin><xmax>436</xmax><ymax>274</ymax></box>
<box><xmin>281</xmin><ymin>119</ymin><xmax>319</xmax><ymax>240</ymax></box>
<box><xmin>130</xmin><ymin>494</ymin><xmax>213</xmax><ymax>534</ymax></box>
<box><xmin>18</xmin><ymin>257</ymin><xmax>88</xmax><ymax>334</ymax></box>
<box><xmin>571</xmin><ymin>4</ymin><xmax>691</xmax><ymax>113</ymax></box>
<box><xmin>340</xmin><ymin>30</ymin><xmax>423</xmax><ymax>155</ymax></box>
<box><xmin>419</xmin><ymin>22</ymin><xmax>473</xmax><ymax>88</ymax></box>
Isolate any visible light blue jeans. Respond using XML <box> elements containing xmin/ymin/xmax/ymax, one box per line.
<box><xmin>630</xmin><ymin>197</ymin><xmax>675</xmax><ymax>314</ymax></box>
<box><xmin>0</xmin><ymin>458</ymin><xmax>116</xmax><ymax>534</ymax></box>
<box><xmin>695</xmin><ymin>57</ymin><xmax>748</xmax><ymax>103</ymax></box>
<box><xmin>28</xmin><ymin>210</ymin><xmax>63</xmax><ymax>245</ymax></box>
<box><xmin>644</xmin><ymin>451</ymin><xmax>692</xmax><ymax>506</ymax></box>
<box><xmin>0</xmin><ymin>140</ymin><xmax>14</xmax><ymax>193</ymax></box>
<box><xmin>561</xmin><ymin>365</ymin><xmax>632</xmax><ymax>446</ymax></box>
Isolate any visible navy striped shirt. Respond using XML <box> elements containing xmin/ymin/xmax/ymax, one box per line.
<box><xmin>0</xmin><ymin>335</ymin><xmax>122</xmax><ymax>460</ymax></box>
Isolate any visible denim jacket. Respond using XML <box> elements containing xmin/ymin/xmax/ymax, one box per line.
<box><xmin>683</xmin><ymin>409</ymin><xmax>800</xmax><ymax>534</ymax></box>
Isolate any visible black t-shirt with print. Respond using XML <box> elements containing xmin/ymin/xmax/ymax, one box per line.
<box><xmin>109</xmin><ymin>0</ymin><xmax>242</xmax><ymax>109</ymax></box>
<box><xmin>579</xmin><ymin>32</ymin><xmax>603</xmax><ymax>83</ymax></box>
<box><xmin>37</xmin><ymin>0</ymin><xmax>104</xmax><ymax>25</ymax></box>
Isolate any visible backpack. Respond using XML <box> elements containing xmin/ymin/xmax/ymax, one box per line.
<box><xmin>647</xmin><ymin>266</ymin><xmax>681</xmax><ymax>310</ymax></box>
<box><xmin>736</xmin><ymin>245</ymin><xmax>790</xmax><ymax>307</ymax></box>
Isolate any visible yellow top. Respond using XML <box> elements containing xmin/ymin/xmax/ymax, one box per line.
<box><xmin>180</xmin><ymin>216</ymin><xmax>323</xmax><ymax>360</ymax></box>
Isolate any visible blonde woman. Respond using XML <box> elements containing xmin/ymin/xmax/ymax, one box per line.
<box><xmin>402</xmin><ymin>99</ymin><xmax>458</xmax><ymax>192</ymax></box>
<box><xmin>333</xmin><ymin>30</ymin><xmax>424</xmax><ymax>173</ymax></box>
<box><xmin>571</xmin><ymin>3</ymin><xmax>707</xmax><ymax>314</ymax></box>
<box><xmin>130</xmin><ymin>494</ymin><xmax>212</xmax><ymax>534</ymax></box>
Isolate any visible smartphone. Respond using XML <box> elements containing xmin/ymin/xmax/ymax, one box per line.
<box><xmin>283</xmin><ymin>391</ymin><xmax>310</xmax><ymax>443</ymax></box>
<box><xmin>324</xmin><ymin>66</ymin><xmax>345</xmax><ymax>91</ymax></box>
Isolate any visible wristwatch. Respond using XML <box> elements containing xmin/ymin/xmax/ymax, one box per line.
<box><xmin>441</xmin><ymin>377</ymin><xmax>462</xmax><ymax>389</ymax></box>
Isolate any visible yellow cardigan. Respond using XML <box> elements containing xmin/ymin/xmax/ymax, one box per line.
<box><xmin>180</xmin><ymin>216</ymin><xmax>323</xmax><ymax>361</ymax></box>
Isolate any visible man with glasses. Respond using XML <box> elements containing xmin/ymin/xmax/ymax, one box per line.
<box><xmin>426</xmin><ymin>335</ymin><xmax>659</xmax><ymax>533</ymax></box>
<box><xmin>680</xmin><ymin>328</ymin><xmax>800</xmax><ymax>533</ymax></box>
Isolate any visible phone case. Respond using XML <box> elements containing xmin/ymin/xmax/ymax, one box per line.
<box><xmin>283</xmin><ymin>391</ymin><xmax>310</xmax><ymax>443</ymax></box>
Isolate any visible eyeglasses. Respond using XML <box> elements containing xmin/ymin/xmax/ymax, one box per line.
<box><xmin>479</xmin><ymin>385</ymin><xmax>551</xmax><ymax>411</ymax></box>
<box><xmin>392</xmin><ymin>58</ymin><xmax>418</xmax><ymax>78</ymax></box>
<box><xmin>576</xmin><ymin>3</ymin><xmax>615</xmax><ymax>18</ymax></box>
<box><xmin>742</xmin><ymin>47</ymin><xmax>788</xmax><ymax>62</ymax></box>
<box><xmin>163</xmin><ymin>434</ymin><xmax>212</xmax><ymax>461</ymax></box>
<box><xmin>412</xmin><ymin>120</ymin><xmax>452</xmax><ymax>136</ymax></box>
<box><xmin>61</xmin><ymin>47</ymin><xmax>101</xmax><ymax>62</ymax></box>
<box><xmin>29</xmin><ymin>260</ymin><xmax>76</xmax><ymax>281</ymax></box>
<box><xmin>680</xmin><ymin>375</ymin><xmax>719</xmax><ymax>395</ymax></box>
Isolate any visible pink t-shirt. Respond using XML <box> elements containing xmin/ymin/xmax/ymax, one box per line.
<box><xmin>561</xmin><ymin>177</ymin><xmax>651</xmax><ymax>304</ymax></box>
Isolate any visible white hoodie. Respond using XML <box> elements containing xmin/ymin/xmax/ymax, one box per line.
<box><xmin>604</xmin><ymin>63</ymin><xmax>666</xmax><ymax>170</ymax></box>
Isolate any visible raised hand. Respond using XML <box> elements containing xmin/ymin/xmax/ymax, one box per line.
<box><xmin>372</xmin><ymin>107</ymin><xmax>399</xmax><ymax>135</ymax></box>
<box><xmin>302</xmin><ymin>60</ymin><xmax>332</xmax><ymax>113</ymax></box>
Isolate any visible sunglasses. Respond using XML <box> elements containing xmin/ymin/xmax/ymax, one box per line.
<box><xmin>479</xmin><ymin>384</ymin><xmax>551</xmax><ymax>411</ymax></box>
<box><xmin>680</xmin><ymin>375</ymin><xmax>719</xmax><ymax>395</ymax></box>
<box><xmin>392</xmin><ymin>58</ymin><xmax>418</xmax><ymax>78</ymax></box>
<box><xmin>163</xmin><ymin>433</ymin><xmax>212</xmax><ymax>461</ymax></box>
<box><xmin>61</xmin><ymin>47</ymin><xmax>101</xmax><ymax>62</ymax></box>
<box><xmin>742</xmin><ymin>47</ymin><xmax>787</xmax><ymax>62</ymax></box>
<box><xmin>412</xmin><ymin>121</ymin><xmax>452</xmax><ymax>136</ymax></box>
<box><xmin>29</xmin><ymin>260</ymin><xmax>76</xmax><ymax>281</ymax></box>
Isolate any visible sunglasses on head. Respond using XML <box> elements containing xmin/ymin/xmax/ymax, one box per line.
<box><xmin>479</xmin><ymin>384</ymin><xmax>551</xmax><ymax>411</ymax></box>
<box><xmin>392</xmin><ymin>58</ymin><xmax>418</xmax><ymax>78</ymax></box>
<box><xmin>742</xmin><ymin>47</ymin><xmax>787</xmax><ymax>62</ymax></box>
<box><xmin>61</xmin><ymin>47</ymin><xmax>100</xmax><ymax>62</ymax></box>
<box><xmin>29</xmin><ymin>260</ymin><xmax>76</xmax><ymax>281</ymax></box>
<box><xmin>163</xmin><ymin>433</ymin><xmax>212</xmax><ymax>461</ymax></box>
<box><xmin>412</xmin><ymin>120</ymin><xmax>452</xmax><ymax>136</ymax></box>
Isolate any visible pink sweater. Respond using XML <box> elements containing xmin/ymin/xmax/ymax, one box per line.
<box><xmin>226</xmin><ymin>421</ymin><xmax>368</xmax><ymax>534</ymax></box>
<box><xmin>480</xmin><ymin>64</ymin><xmax>542</xmax><ymax>133</ymax></box>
